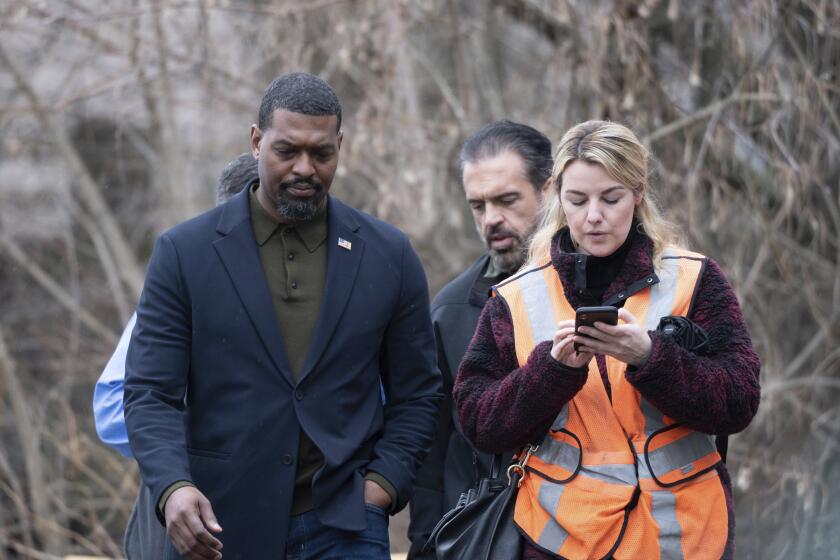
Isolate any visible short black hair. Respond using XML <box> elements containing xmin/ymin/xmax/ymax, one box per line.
<box><xmin>257</xmin><ymin>72</ymin><xmax>342</xmax><ymax>132</ymax></box>
<box><xmin>460</xmin><ymin>120</ymin><xmax>553</xmax><ymax>190</ymax></box>
<box><xmin>216</xmin><ymin>152</ymin><xmax>258</xmax><ymax>205</ymax></box>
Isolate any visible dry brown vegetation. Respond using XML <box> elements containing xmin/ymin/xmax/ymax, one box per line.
<box><xmin>0</xmin><ymin>0</ymin><xmax>838</xmax><ymax>558</ymax></box>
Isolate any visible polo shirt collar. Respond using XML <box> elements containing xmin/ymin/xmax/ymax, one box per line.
<box><xmin>249</xmin><ymin>183</ymin><xmax>328</xmax><ymax>252</ymax></box>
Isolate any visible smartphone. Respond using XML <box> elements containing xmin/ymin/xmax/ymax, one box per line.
<box><xmin>574</xmin><ymin>306</ymin><xmax>618</xmax><ymax>352</ymax></box>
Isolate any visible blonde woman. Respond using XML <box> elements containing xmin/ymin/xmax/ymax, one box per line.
<box><xmin>453</xmin><ymin>120</ymin><xmax>760</xmax><ymax>560</ymax></box>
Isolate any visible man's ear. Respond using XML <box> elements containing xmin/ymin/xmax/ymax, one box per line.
<box><xmin>337</xmin><ymin>131</ymin><xmax>343</xmax><ymax>151</ymax></box>
<box><xmin>250</xmin><ymin>124</ymin><xmax>262</xmax><ymax>159</ymax></box>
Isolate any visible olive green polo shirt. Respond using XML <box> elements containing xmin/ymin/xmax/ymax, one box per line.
<box><xmin>249</xmin><ymin>186</ymin><xmax>328</xmax><ymax>379</ymax></box>
<box><xmin>250</xmin><ymin>185</ymin><xmax>327</xmax><ymax>515</ymax></box>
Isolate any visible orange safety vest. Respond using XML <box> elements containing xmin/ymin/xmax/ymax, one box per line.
<box><xmin>494</xmin><ymin>247</ymin><xmax>728</xmax><ymax>560</ymax></box>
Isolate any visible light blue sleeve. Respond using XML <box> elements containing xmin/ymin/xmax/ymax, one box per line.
<box><xmin>92</xmin><ymin>313</ymin><xmax>136</xmax><ymax>458</ymax></box>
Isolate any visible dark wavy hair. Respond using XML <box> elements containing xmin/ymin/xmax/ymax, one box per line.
<box><xmin>460</xmin><ymin>120</ymin><xmax>553</xmax><ymax>191</ymax></box>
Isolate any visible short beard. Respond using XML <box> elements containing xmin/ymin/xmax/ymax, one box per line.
<box><xmin>482</xmin><ymin>222</ymin><xmax>536</xmax><ymax>275</ymax></box>
<box><xmin>275</xmin><ymin>194</ymin><xmax>325</xmax><ymax>222</ymax></box>
<box><xmin>482</xmin><ymin>225</ymin><xmax>528</xmax><ymax>274</ymax></box>
<box><xmin>490</xmin><ymin>245</ymin><xmax>527</xmax><ymax>274</ymax></box>
<box><xmin>274</xmin><ymin>180</ymin><xmax>325</xmax><ymax>222</ymax></box>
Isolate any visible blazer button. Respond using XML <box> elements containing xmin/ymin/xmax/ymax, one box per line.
<box><xmin>282</xmin><ymin>454</ymin><xmax>293</xmax><ymax>465</ymax></box>
<box><xmin>294</xmin><ymin>389</ymin><xmax>304</xmax><ymax>400</ymax></box>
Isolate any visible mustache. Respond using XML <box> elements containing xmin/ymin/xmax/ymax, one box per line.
<box><xmin>279</xmin><ymin>178</ymin><xmax>323</xmax><ymax>192</ymax></box>
<box><xmin>484</xmin><ymin>224</ymin><xmax>521</xmax><ymax>246</ymax></box>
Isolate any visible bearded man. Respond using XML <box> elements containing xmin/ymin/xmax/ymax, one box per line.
<box><xmin>408</xmin><ymin>120</ymin><xmax>552</xmax><ymax>558</ymax></box>
<box><xmin>125</xmin><ymin>72</ymin><xmax>441</xmax><ymax>559</ymax></box>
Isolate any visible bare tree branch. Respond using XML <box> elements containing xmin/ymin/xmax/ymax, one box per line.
<box><xmin>0</xmin><ymin>328</ymin><xmax>62</xmax><ymax>553</ymax></box>
<box><xmin>0</xmin><ymin>233</ymin><xmax>119</xmax><ymax>344</ymax></box>
<box><xmin>0</xmin><ymin>39</ymin><xmax>145</xmax><ymax>299</ymax></box>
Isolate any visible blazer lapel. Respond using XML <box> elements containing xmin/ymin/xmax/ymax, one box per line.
<box><xmin>298</xmin><ymin>197</ymin><xmax>364</xmax><ymax>383</ymax></box>
<box><xmin>213</xmin><ymin>189</ymin><xmax>295</xmax><ymax>387</ymax></box>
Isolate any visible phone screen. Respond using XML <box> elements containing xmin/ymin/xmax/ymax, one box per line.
<box><xmin>574</xmin><ymin>306</ymin><xmax>618</xmax><ymax>351</ymax></box>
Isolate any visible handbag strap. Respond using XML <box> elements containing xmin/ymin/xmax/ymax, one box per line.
<box><xmin>489</xmin><ymin>453</ymin><xmax>504</xmax><ymax>479</ymax></box>
<box><xmin>483</xmin><ymin>444</ymin><xmax>540</xmax><ymax>482</ymax></box>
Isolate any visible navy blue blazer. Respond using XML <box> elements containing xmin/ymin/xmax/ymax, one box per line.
<box><xmin>124</xmin><ymin>188</ymin><xmax>442</xmax><ymax>558</ymax></box>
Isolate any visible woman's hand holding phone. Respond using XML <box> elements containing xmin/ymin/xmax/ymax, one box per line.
<box><xmin>574</xmin><ymin>308</ymin><xmax>652</xmax><ymax>367</ymax></box>
<box><xmin>551</xmin><ymin>320</ymin><xmax>593</xmax><ymax>368</ymax></box>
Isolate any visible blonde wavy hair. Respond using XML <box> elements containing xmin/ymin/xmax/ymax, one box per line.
<box><xmin>527</xmin><ymin>120</ymin><xmax>680</xmax><ymax>267</ymax></box>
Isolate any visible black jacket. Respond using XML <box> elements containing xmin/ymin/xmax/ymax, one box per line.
<box><xmin>408</xmin><ymin>255</ymin><xmax>504</xmax><ymax>558</ymax></box>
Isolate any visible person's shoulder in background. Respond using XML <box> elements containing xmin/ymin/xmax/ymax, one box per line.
<box><xmin>92</xmin><ymin>313</ymin><xmax>136</xmax><ymax>458</ymax></box>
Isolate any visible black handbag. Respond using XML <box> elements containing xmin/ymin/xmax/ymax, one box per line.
<box><xmin>655</xmin><ymin>315</ymin><xmax>710</xmax><ymax>355</ymax></box>
<box><xmin>426</xmin><ymin>445</ymin><xmax>537</xmax><ymax>560</ymax></box>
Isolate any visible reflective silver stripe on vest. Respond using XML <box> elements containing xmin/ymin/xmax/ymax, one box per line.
<box><xmin>537</xmin><ymin>482</ymin><xmax>570</xmax><ymax>550</ymax></box>
<box><xmin>551</xmin><ymin>404</ymin><xmax>569</xmax><ymax>431</ymax></box>
<box><xmin>637</xmin><ymin>432</ymin><xmax>717</xmax><ymax>479</ymax></box>
<box><xmin>537</xmin><ymin>434</ymin><xmax>580</xmax><ymax>474</ymax></box>
<box><xmin>537</xmin><ymin>435</ymin><xmax>637</xmax><ymax>486</ymax></box>
<box><xmin>638</xmin><ymin>454</ymin><xmax>654</xmax><ymax>479</ymax></box>
<box><xmin>651</xmin><ymin>491</ymin><xmax>685</xmax><ymax>559</ymax></box>
<box><xmin>641</xmin><ymin>398</ymin><xmax>667</xmax><ymax>437</ymax></box>
<box><xmin>517</xmin><ymin>268</ymin><xmax>573</xmax><ymax>437</ymax></box>
<box><xmin>518</xmin><ymin>267</ymin><xmax>559</xmax><ymax>343</ymax></box>
<box><xmin>644</xmin><ymin>251</ymin><xmax>681</xmax><ymax>331</ymax></box>
<box><xmin>579</xmin><ymin>463</ymin><xmax>637</xmax><ymax>486</ymax></box>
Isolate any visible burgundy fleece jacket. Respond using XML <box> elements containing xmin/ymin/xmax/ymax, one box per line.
<box><xmin>453</xmin><ymin>229</ymin><xmax>761</xmax><ymax>560</ymax></box>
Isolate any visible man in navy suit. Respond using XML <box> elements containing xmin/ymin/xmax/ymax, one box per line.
<box><xmin>124</xmin><ymin>72</ymin><xmax>442</xmax><ymax>559</ymax></box>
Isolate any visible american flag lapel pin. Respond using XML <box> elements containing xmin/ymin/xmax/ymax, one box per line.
<box><xmin>338</xmin><ymin>237</ymin><xmax>352</xmax><ymax>251</ymax></box>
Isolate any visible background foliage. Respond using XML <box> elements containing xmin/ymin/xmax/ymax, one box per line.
<box><xmin>1</xmin><ymin>0</ymin><xmax>839</xmax><ymax>558</ymax></box>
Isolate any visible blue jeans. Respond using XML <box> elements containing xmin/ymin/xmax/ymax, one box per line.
<box><xmin>285</xmin><ymin>505</ymin><xmax>390</xmax><ymax>560</ymax></box>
